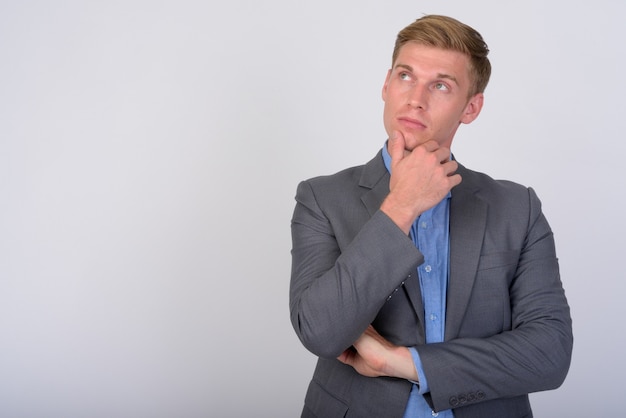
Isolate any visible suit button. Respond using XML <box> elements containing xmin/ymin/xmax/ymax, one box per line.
<box><xmin>477</xmin><ymin>391</ymin><xmax>486</xmax><ymax>400</ymax></box>
<box><xmin>449</xmin><ymin>396</ymin><xmax>459</xmax><ymax>407</ymax></box>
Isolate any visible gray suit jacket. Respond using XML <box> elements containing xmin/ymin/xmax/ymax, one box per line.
<box><xmin>290</xmin><ymin>149</ymin><xmax>573</xmax><ymax>418</ymax></box>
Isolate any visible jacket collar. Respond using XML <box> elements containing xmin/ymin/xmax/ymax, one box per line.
<box><xmin>359</xmin><ymin>149</ymin><xmax>391</xmax><ymax>217</ymax></box>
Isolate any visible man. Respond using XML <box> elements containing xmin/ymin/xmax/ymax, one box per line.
<box><xmin>289</xmin><ymin>15</ymin><xmax>572</xmax><ymax>418</ymax></box>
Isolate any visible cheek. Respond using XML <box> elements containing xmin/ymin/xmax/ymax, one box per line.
<box><xmin>383</xmin><ymin>91</ymin><xmax>405</xmax><ymax>115</ymax></box>
<box><xmin>382</xmin><ymin>104</ymin><xmax>393</xmax><ymax>130</ymax></box>
<box><xmin>434</xmin><ymin>104</ymin><xmax>465</xmax><ymax>127</ymax></box>
<box><xmin>432</xmin><ymin>116</ymin><xmax>455</xmax><ymax>132</ymax></box>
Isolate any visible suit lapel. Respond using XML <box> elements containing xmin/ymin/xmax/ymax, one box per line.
<box><xmin>445</xmin><ymin>165</ymin><xmax>487</xmax><ymax>340</ymax></box>
<box><xmin>359</xmin><ymin>149</ymin><xmax>390</xmax><ymax>217</ymax></box>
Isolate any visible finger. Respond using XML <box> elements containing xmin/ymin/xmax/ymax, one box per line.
<box><xmin>448</xmin><ymin>172</ymin><xmax>463</xmax><ymax>187</ymax></box>
<box><xmin>420</xmin><ymin>140</ymin><xmax>440</xmax><ymax>153</ymax></box>
<box><xmin>363</xmin><ymin>325</ymin><xmax>379</xmax><ymax>338</ymax></box>
<box><xmin>433</xmin><ymin>146</ymin><xmax>453</xmax><ymax>163</ymax></box>
<box><xmin>337</xmin><ymin>347</ymin><xmax>355</xmax><ymax>364</ymax></box>
<box><xmin>438</xmin><ymin>159</ymin><xmax>459</xmax><ymax>177</ymax></box>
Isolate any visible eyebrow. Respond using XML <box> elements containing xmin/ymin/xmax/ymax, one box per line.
<box><xmin>393</xmin><ymin>64</ymin><xmax>414</xmax><ymax>74</ymax></box>
<box><xmin>393</xmin><ymin>63</ymin><xmax>459</xmax><ymax>86</ymax></box>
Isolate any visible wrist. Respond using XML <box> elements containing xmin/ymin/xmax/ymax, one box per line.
<box><xmin>380</xmin><ymin>197</ymin><xmax>419</xmax><ymax>235</ymax></box>
<box><xmin>386</xmin><ymin>346</ymin><xmax>419</xmax><ymax>382</ymax></box>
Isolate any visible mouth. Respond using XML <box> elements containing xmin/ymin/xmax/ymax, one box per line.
<box><xmin>397</xmin><ymin>116</ymin><xmax>426</xmax><ymax>130</ymax></box>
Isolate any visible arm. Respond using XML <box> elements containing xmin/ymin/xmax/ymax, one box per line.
<box><xmin>419</xmin><ymin>188</ymin><xmax>573</xmax><ymax>410</ymax></box>
<box><xmin>338</xmin><ymin>188</ymin><xmax>573</xmax><ymax>411</ymax></box>
<box><xmin>289</xmin><ymin>181</ymin><xmax>422</xmax><ymax>358</ymax></box>
<box><xmin>337</xmin><ymin>325</ymin><xmax>418</xmax><ymax>381</ymax></box>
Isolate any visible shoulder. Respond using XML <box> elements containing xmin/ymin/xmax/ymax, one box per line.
<box><xmin>455</xmin><ymin>163</ymin><xmax>544</xmax><ymax>223</ymax></box>
<box><xmin>306</xmin><ymin>163</ymin><xmax>365</xmax><ymax>187</ymax></box>
<box><xmin>297</xmin><ymin>150</ymin><xmax>386</xmax><ymax>199</ymax></box>
<box><xmin>458</xmin><ymin>163</ymin><xmax>535</xmax><ymax>200</ymax></box>
<box><xmin>295</xmin><ymin>164</ymin><xmax>368</xmax><ymax>214</ymax></box>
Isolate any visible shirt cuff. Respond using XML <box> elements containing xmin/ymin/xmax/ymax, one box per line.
<box><xmin>408</xmin><ymin>346</ymin><xmax>430</xmax><ymax>395</ymax></box>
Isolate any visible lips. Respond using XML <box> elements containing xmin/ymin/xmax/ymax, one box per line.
<box><xmin>397</xmin><ymin>116</ymin><xmax>426</xmax><ymax>130</ymax></box>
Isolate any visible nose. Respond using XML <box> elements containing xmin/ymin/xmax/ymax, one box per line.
<box><xmin>407</xmin><ymin>84</ymin><xmax>428</xmax><ymax>109</ymax></box>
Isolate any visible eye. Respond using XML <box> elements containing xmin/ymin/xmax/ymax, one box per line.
<box><xmin>434</xmin><ymin>82</ymin><xmax>449</xmax><ymax>91</ymax></box>
<box><xmin>399</xmin><ymin>72</ymin><xmax>411</xmax><ymax>81</ymax></box>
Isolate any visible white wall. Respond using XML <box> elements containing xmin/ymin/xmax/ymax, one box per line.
<box><xmin>1</xmin><ymin>1</ymin><xmax>624</xmax><ymax>416</ymax></box>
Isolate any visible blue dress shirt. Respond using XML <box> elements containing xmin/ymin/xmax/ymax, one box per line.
<box><xmin>382</xmin><ymin>145</ymin><xmax>455</xmax><ymax>418</ymax></box>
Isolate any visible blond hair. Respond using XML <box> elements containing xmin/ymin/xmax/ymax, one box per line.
<box><xmin>392</xmin><ymin>15</ymin><xmax>491</xmax><ymax>97</ymax></box>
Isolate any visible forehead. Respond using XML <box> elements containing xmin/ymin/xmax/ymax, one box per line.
<box><xmin>394</xmin><ymin>42</ymin><xmax>472</xmax><ymax>80</ymax></box>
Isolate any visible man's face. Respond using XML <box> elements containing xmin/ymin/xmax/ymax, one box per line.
<box><xmin>382</xmin><ymin>42</ymin><xmax>483</xmax><ymax>150</ymax></box>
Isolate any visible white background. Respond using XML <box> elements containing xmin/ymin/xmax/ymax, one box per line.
<box><xmin>1</xmin><ymin>1</ymin><xmax>624</xmax><ymax>417</ymax></box>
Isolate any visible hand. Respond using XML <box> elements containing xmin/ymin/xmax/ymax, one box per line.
<box><xmin>337</xmin><ymin>325</ymin><xmax>418</xmax><ymax>381</ymax></box>
<box><xmin>380</xmin><ymin>131</ymin><xmax>462</xmax><ymax>234</ymax></box>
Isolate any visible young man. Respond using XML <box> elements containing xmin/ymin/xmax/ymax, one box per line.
<box><xmin>289</xmin><ymin>15</ymin><xmax>572</xmax><ymax>418</ymax></box>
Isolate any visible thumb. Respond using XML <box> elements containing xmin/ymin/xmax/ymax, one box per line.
<box><xmin>387</xmin><ymin>131</ymin><xmax>406</xmax><ymax>165</ymax></box>
<box><xmin>337</xmin><ymin>347</ymin><xmax>355</xmax><ymax>365</ymax></box>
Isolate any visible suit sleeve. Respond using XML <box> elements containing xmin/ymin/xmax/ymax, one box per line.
<box><xmin>418</xmin><ymin>187</ymin><xmax>573</xmax><ymax>412</ymax></box>
<box><xmin>289</xmin><ymin>180</ymin><xmax>424</xmax><ymax>359</ymax></box>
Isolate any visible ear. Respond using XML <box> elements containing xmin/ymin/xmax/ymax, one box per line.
<box><xmin>381</xmin><ymin>69</ymin><xmax>392</xmax><ymax>102</ymax></box>
<box><xmin>460</xmin><ymin>93</ymin><xmax>484</xmax><ymax>125</ymax></box>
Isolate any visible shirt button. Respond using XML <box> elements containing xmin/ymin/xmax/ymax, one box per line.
<box><xmin>424</xmin><ymin>265</ymin><xmax>432</xmax><ymax>273</ymax></box>
<box><xmin>430</xmin><ymin>314</ymin><xmax>438</xmax><ymax>321</ymax></box>
<box><xmin>421</xmin><ymin>221</ymin><xmax>428</xmax><ymax>229</ymax></box>
<box><xmin>431</xmin><ymin>411</ymin><xmax>438</xmax><ymax>417</ymax></box>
